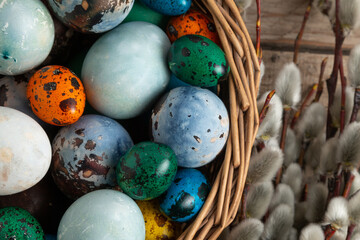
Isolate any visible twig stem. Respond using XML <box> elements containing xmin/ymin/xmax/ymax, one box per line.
<box><xmin>314</xmin><ymin>57</ymin><xmax>328</xmax><ymax>102</ymax></box>
<box><xmin>239</xmin><ymin>182</ymin><xmax>250</xmax><ymax>220</ymax></box>
<box><xmin>293</xmin><ymin>0</ymin><xmax>314</xmax><ymax>64</ymax></box>
<box><xmin>255</xmin><ymin>0</ymin><xmax>261</xmax><ymax>63</ymax></box>
<box><xmin>350</xmin><ymin>88</ymin><xmax>360</xmax><ymax>123</ymax></box>
<box><xmin>259</xmin><ymin>89</ymin><xmax>276</xmax><ymax>125</ymax></box>
<box><xmin>339</xmin><ymin>51</ymin><xmax>346</xmax><ymax>134</ymax></box>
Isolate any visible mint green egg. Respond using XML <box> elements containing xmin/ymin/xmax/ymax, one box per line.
<box><xmin>168</xmin><ymin>35</ymin><xmax>229</xmax><ymax>87</ymax></box>
<box><xmin>0</xmin><ymin>207</ymin><xmax>44</xmax><ymax>239</ymax></box>
<box><xmin>122</xmin><ymin>0</ymin><xmax>169</xmax><ymax>29</ymax></box>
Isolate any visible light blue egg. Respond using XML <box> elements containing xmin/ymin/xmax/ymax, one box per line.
<box><xmin>0</xmin><ymin>0</ymin><xmax>54</xmax><ymax>75</ymax></box>
<box><xmin>82</xmin><ymin>21</ymin><xmax>171</xmax><ymax>119</ymax></box>
<box><xmin>160</xmin><ymin>169</ymin><xmax>210</xmax><ymax>222</ymax></box>
<box><xmin>151</xmin><ymin>86</ymin><xmax>229</xmax><ymax>168</ymax></box>
<box><xmin>140</xmin><ymin>0</ymin><xmax>191</xmax><ymax>16</ymax></box>
<box><xmin>47</xmin><ymin>0</ymin><xmax>134</xmax><ymax>33</ymax></box>
<box><xmin>51</xmin><ymin>114</ymin><xmax>134</xmax><ymax>199</ymax></box>
<box><xmin>57</xmin><ymin>189</ymin><xmax>145</xmax><ymax>240</ymax></box>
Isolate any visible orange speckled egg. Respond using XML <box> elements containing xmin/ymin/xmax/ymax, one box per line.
<box><xmin>166</xmin><ymin>9</ymin><xmax>220</xmax><ymax>45</ymax></box>
<box><xmin>136</xmin><ymin>199</ymin><xmax>181</xmax><ymax>240</ymax></box>
<box><xmin>26</xmin><ymin>65</ymin><xmax>86</xmax><ymax>126</ymax></box>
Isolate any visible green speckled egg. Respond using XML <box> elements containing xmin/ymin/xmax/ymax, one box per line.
<box><xmin>0</xmin><ymin>207</ymin><xmax>45</xmax><ymax>239</ymax></box>
<box><xmin>168</xmin><ymin>34</ymin><xmax>229</xmax><ymax>87</ymax></box>
<box><xmin>116</xmin><ymin>141</ymin><xmax>178</xmax><ymax>200</ymax></box>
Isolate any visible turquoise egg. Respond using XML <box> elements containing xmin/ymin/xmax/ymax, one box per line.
<box><xmin>168</xmin><ymin>35</ymin><xmax>229</xmax><ymax>87</ymax></box>
<box><xmin>82</xmin><ymin>21</ymin><xmax>171</xmax><ymax>119</ymax></box>
<box><xmin>151</xmin><ymin>87</ymin><xmax>229</xmax><ymax>168</ymax></box>
<box><xmin>116</xmin><ymin>141</ymin><xmax>178</xmax><ymax>200</ymax></box>
<box><xmin>160</xmin><ymin>169</ymin><xmax>210</xmax><ymax>222</ymax></box>
<box><xmin>122</xmin><ymin>0</ymin><xmax>169</xmax><ymax>29</ymax></box>
<box><xmin>140</xmin><ymin>0</ymin><xmax>191</xmax><ymax>16</ymax></box>
<box><xmin>47</xmin><ymin>0</ymin><xmax>134</xmax><ymax>33</ymax></box>
<box><xmin>0</xmin><ymin>207</ymin><xmax>45</xmax><ymax>239</ymax></box>
<box><xmin>57</xmin><ymin>189</ymin><xmax>145</xmax><ymax>240</ymax></box>
<box><xmin>0</xmin><ymin>0</ymin><xmax>54</xmax><ymax>75</ymax></box>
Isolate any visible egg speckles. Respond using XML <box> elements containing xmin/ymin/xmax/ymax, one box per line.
<box><xmin>27</xmin><ymin>65</ymin><xmax>86</xmax><ymax>126</ymax></box>
<box><xmin>116</xmin><ymin>141</ymin><xmax>178</xmax><ymax>200</ymax></box>
<box><xmin>166</xmin><ymin>9</ymin><xmax>220</xmax><ymax>45</ymax></box>
<box><xmin>0</xmin><ymin>207</ymin><xmax>45</xmax><ymax>239</ymax></box>
<box><xmin>168</xmin><ymin>34</ymin><xmax>229</xmax><ymax>87</ymax></box>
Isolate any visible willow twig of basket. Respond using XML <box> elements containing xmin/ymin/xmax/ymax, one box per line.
<box><xmin>178</xmin><ymin>0</ymin><xmax>260</xmax><ymax>239</ymax></box>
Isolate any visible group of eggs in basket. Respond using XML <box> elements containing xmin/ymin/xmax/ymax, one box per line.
<box><xmin>0</xmin><ymin>0</ymin><xmax>231</xmax><ymax>239</ymax></box>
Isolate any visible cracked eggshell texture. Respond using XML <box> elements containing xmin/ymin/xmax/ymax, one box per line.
<box><xmin>116</xmin><ymin>141</ymin><xmax>178</xmax><ymax>200</ymax></box>
<box><xmin>27</xmin><ymin>65</ymin><xmax>86</xmax><ymax>126</ymax></box>
<box><xmin>81</xmin><ymin>21</ymin><xmax>171</xmax><ymax>119</ymax></box>
<box><xmin>47</xmin><ymin>0</ymin><xmax>134</xmax><ymax>33</ymax></box>
<box><xmin>0</xmin><ymin>107</ymin><xmax>51</xmax><ymax>196</ymax></box>
<box><xmin>151</xmin><ymin>86</ymin><xmax>229</xmax><ymax>168</ymax></box>
<box><xmin>0</xmin><ymin>0</ymin><xmax>54</xmax><ymax>76</ymax></box>
<box><xmin>159</xmin><ymin>169</ymin><xmax>210</xmax><ymax>222</ymax></box>
<box><xmin>51</xmin><ymin>114</ymin><xmax>134</xmax><ymax>200</ymax></box>
<box><xmin>168</xmin><ymin>34</ymin><xmax>229</xmax><ymax>87</ymax></box>
<box><xmin>57</xmin><ymin>189</ymin><xmax>145</xmax><ymax>240</ymax></box>
<box><xmin>0</xmin><ymin>207</ymin><xmax>44</xmax><ymax>239</ymax></box>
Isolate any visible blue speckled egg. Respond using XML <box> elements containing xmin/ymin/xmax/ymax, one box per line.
<box><xmin>160</xmin><ymin>169</ymin><xmax>210</xmax><ymax>222</ymax></box>
<box><xmin>82</xmin><ymin>21</ymin><xmax>171</xmax><ymax>119</ymax></box>
<box><xmin>51</xmin><ymin>114</ymin><xmax>134</xmax><ymax>199</ymax></box>
<box><xmin>0</xmin><ymin>0</ymin><xmax>54</xmax><ymax>75</ymax></box>
<box><xmin>47</xmin><ymin>0</ymin><xmax>134</xmax><ymax>33</ymax></box>
<box><xmin>57</xmin><ymin>189</ymin><xmax>145</xmax><ymax>240</ymax></box>
<box><xmin>151</xmin><ymin>87</ymin><xmax>229</xmax><ymax>168</ymax></box>
<box><xmin>140</xmin><ymin>0</ymin><xmax>191</xmax><ymax>16</ymax></box>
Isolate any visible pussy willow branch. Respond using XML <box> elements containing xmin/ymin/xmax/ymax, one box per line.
<box><xmin>313</xmin><ymin>57</ymin><xmax>328</xmax><ymax>102</ymax></box>
<box><xmin>339</xmin><ymin>51</ymin><xmax>346</xmax><ymax>134</ymax></box>
<box><xmin>256</xmin><ymin>0</ymin><xmax>261</xmax><ymax>63</ymax></box>
<box><xmin>293</xmin><ymin>0</ymin><xmax>314</xmax><ymax>64</ymax></box>
<box><xmin>259</xmin><ymin>89</ymin><xmax>276</xmax><ymax>125</ymax></box>
<box><xmin>350</xmin><ymin>88</ymin><xmax>360</xmax><ymax>123</ymax></box>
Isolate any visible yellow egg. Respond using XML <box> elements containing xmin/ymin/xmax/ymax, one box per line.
<box><xmin>136</xmin><ymin>200</ymin><xmax>181</xmax><ymax>240</ymax></box>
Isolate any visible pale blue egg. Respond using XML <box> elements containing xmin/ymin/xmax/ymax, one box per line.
<box><xmin>140</xmin><ymin>0</ymin><xmax>191</xmax><ymax>16</ymax></box>
<box><xmin>51</xmin><ymin>114</ymin><xmax>134</xmax><ymax>199</ymax></box>
<box><xmin>82</xmin><ymin>21</ymin><xmax>171</xmax><ymax>119</ymax></box>
<box><xmin>0</xmin><ymin>0</ymin><xmax>54</xmax><ymax>75</ymax></box>
<box><xmin>57</xmin><ymin>189</ymin><xmax>145</xmax><ymax>240</ymax></box>
<box><xmin>151</xmin><ymin>86</ymin><xmax>229</xmax><ymax>168</ymax></box>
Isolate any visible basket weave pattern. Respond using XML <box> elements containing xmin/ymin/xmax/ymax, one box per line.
<box><xmin>179</xmin><ymin>0</ymin><xmax>260</xmax><ymax>239</ymax></box>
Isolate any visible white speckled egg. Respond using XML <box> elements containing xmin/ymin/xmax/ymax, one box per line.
<box><xmin>57</xmin><ymin>189</ymin><xmax>145</xmax><ymax>240</ymax></box>
<box><xmin>0</xmin><ymin>107</ymin><xmax>52</xmax><ymax>195</ymax></box>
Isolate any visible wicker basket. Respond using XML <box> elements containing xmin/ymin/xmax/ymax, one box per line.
<box><xmin>178</xmin><ymin>0</ymin><xmax>260</xmax><ymax>239</ymax></box>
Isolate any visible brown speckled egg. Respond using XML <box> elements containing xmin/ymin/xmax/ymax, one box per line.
<box><xmin>166</xmin><ymin>9</ymin><xmax>220</xmax><ymax>45</ymax></box>
<box><xmin>26</xmin><ymin>65</ymin><xmax>86</xmax><ymax>126</ymax></box>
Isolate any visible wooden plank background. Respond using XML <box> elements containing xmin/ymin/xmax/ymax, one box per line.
<box><xmin>242</xmin><ymin>0</ymin><xmax>360</xmax><ymax>106</ymax></box>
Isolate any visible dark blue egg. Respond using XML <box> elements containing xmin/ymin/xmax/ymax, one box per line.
<box><xmin>160</xmin><ymin>169</ymin><xmax>210</xmax><ymax>222</ymax></box>
<box><xmin>151</xmin><ymin>86</ymin><xmax>229</xmax><ymax>168</ymax></box>
<box><xmin>51</xmin><ymin>114</ymin><xmax>134</xmax><ymax>199</ymax></box>
<box><xmin>139</xmin><ymin>0</ymin><xmax>191</xmax><ymax>16</ymax></box>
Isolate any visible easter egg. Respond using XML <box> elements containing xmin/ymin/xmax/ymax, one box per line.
<box><xmin>151</xmin><ymin>87</ymin><xmax>229</xmax><ymax>168</ymax></box>
<box><xmin>166</xmin><ymin>9</ymin><xmax>220</xmax><ymax>45</ymax></box>
<box><xmin>0</xmin><ymin>207</ymin><xmax>44</xmax><ymax>239</ymax></box>
<box><xmin>57</xmin><ymin>189</ymin><xmax>145</xmax><ymax>240</ymax></box>
<box><xmin>122</xmin><ymin>0</ymin><xmax>169</xmax><ymax>29</ymax></box>
<box><xmin>27</xmin><ymin>65</ymin><xmax>86</xmax><ymax>126</ymax></box>
<box><xmin>168</xmin><ymin>34</ymin><xmax>229</xmax><ymax>87</ymax></box>
<box><xmin>47</xmin><ymin>0</ymin><xmax>134</xmax><ymax>33</ymax></box>
<box><xmin>51</xmin><ymin>114</ymin><xmax>134</xmax><ymax>199</ymax></box>
<box><xmin>0</xmin><ymin>107</ymin><xmax>51</xmax><ymax>196</ymax></box>
<box><xmin>136</xmin><ymin>200</ymin><xmax>181</xmax><ymax>240</ymax></box>
<box><xmin>140</xmin><ymin>0</ymin><xmax>191</xmax><ymax>16</ymax></box>
<box><xmin>116</xmin><ymin>141</ymin><xmax>178</xmax><ymax>200</ymax></box>
<box><xmin>82</xmin><ymin>21</ymin><xmax>171</xmax><ymax>119</ymax></box>
<box><xmin>160</xmin><ymin>169</ymin><xmax>210</xmax><ymax>222</ymax></box>
<box><xmin>0</xmin><ymin>0</ymin><xmax>54</xmax><ymax>75</ymax></box>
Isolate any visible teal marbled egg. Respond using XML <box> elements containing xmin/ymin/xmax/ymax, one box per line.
<box><xmin>116</xmin><ymin>142</ymin><xmax>178</xmax><ymax>200</ymax></box>
<box><xmin>168</xmin><ymin>34</ymin><xmax>229</xmax><ymax>87</ymax></box>
<box><xmin>0</xmin><ymin>207</ymin><xmax>45</xmax><ymax>239</ymax></box>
